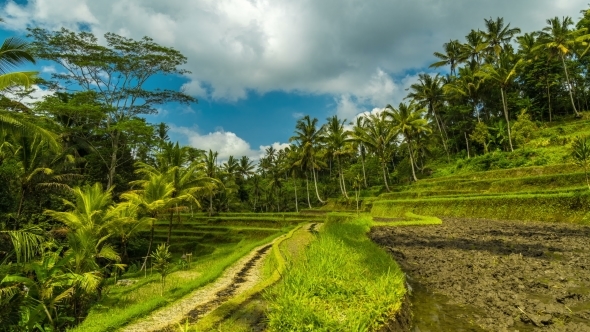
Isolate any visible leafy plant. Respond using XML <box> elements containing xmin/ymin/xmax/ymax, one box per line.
<box><xmin>150</xmin><ymin>243</ymin><xmax>172</xmax><ymax>295</ymax></box>
<box><xmin>571</xmin><ymin>136</ymin><xmax>590</xmax><ymax>189</ymax></box>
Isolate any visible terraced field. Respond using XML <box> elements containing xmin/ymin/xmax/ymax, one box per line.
<box><xmin>72</xmin><ymin>213</ymin><xmax>325</xmax><ymax>332</ymax></box>
<box><xmin>370</xmin><ymin>162</ymin><xmax>590</xmax><ymax>331</ymax></box>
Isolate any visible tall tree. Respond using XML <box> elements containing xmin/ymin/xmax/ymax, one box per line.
<box><xmin>352</xmin><ymin>112</ymin><xmax>397</xmax><ymax>192</ymax></box>
<box><xmin>535</xmin><ymin>16</ymin><xmax>590</xmax><ymax>117</ymax></box>
<box><xmin>29</xmin><ymin>28</ymin><xmax>196</xmax><ymax>189</ymax></box>
<box><xmin>406</xmin><ymin>73</ymin><xmax>449</xmax><ymax>159</ymax></box>
<box><xmin>324</xmin><ymin>115</ymin><xmax>352</xmax><ymax>198</ymax></box>
<box><xmin>483</xmin><ymin>17</ymin><xmax>521</xmax><ymax>58</ymax></box>
<box><xmin>430</xmin><ymin>40</ymin><xmax>465</xmax><ymax>75</ymax></box>
<box><xmin>290</xmin><ymin>116</ymin><xmax>326</xmax><ymax>203</ymax></box>
<box><xmin>387</xmin><ymin>102</ymin><xmax>432</xmax><ymax>182</ymax></box>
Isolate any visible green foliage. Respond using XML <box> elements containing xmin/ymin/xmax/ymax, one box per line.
<box><xmin>571</xmin><ymin>136</ymin><xmax>590</xmax><ymax>188</ymax></box>
<box><xmin>470</xmin><ymin>121</ymin><xmax>492</xmax><ymax>153</ymax></box>
<box><xmin>150</xmin><ymin>243</ymin><xmax>172</xmax><ymax>295</ymax></box>
<box><xmin>512</xmin><ymin>109</ymin><xmax>539</xmax><ymax>147</ymax></box>
<box><xmin>265</xmin><ymin>216</ymin><xmax>405</xmax><ymax>331</ymax></box>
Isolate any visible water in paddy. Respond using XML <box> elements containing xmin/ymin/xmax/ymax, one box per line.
<box><xmin>408</xmin><ymin>278</ymin><xmax>486</xmax><ymax>332</ymax></box>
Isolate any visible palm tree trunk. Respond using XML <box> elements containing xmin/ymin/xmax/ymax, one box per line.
<box><xmin>432</xmin><ymin>106</ymin><xmax>450</xmax><ymax>161</ymax></box>
<box><xmin>141</xmin><ymin>222</ymin><xmax>155</xmax><ymax>272</ymax></box>
<box><xmin>209</xmin><ymin>192</ymin><xmax>213</xmax><ymax>216</ymax></box>
<box><xmin>381</xmin><ymin>162</ymin><xmax>391</xmax><ymax>192</ymax></box>
<box><xmin>293</xmin><ymin>176</ymin><xmax>299</xmax><ymax>212</ymax></box>
<box><xmin>500</xmin><ymin>87</ymin><xmax>514</xmax><ymax>152</ymax></box>
<box><xmin>166</xmin><ymin>210</ymin><xmax>173</xmax><ymax>245</ymax></box>
<box><xmin>407</xmin><ymin>140</ymin><xmax>418</xmax><ymax>182</ymax></box>
<box><xmin>547</xmin><ymin>78</ymin><xmax>552</xmax><ymax>122</ymax></box>
<box><xmin>360</xmin><ymin>149</ymin><xmax>367</xmax><ymax>188</ymax></box>
<box><xmin>312</xmin><ymin>168</ymin><xmax>325</xmax><ymax>203</ymax></box>
<box><xmin>465</xmin><ymin>131</ymin><xmax>470</xmax><ymax>159</ymax></box>
<box><xmin>337</xmin><ymin>156</ymin><xmax>349</xmax><ymax>198</ymax></box>
<box><xmin>561</xmin><ymin>53</ymin><xmax>580</xmax><ymax>117</ymax></box>
<box><xmin>305</xmin><ymin>173</ymin><xmax>312</xmax><ymax>208</ymax></box>
<box><xmin>15</xmin><ymin>186</ymin><xmax>25</xmax><ymax>221</ymax></box>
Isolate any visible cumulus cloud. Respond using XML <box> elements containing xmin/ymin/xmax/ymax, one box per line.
<box><xmin>4</xmin><ymin>85</ymin><xmax>54</xmax><ymax>106</ymax></box>
<box><xmin>170</xmin><ymin>125</ymin><xmax>288</xmax><ymax>161</ymax></box>
<box><xmin>1</xmin><ymin>0</ymin><xmax>586</xmax><ymax>106</ymax></box>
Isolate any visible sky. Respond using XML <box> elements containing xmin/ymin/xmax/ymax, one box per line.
<box><xmin>0</xmin><ymin>0</ymin><xmax>587</xmax><ymax>160</ymax></box>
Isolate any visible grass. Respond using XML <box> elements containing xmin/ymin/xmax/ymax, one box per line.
<box><xmin>191</xmin><ymin>224</ymin><xmax>305</xmax><ymax>331</ymax></box>
<box><xmin>372</xmin><ymin>191</ymin><xmax>590</xmax><ymax>224</ymax></box>
<box><xmin>71</xmin><ymin>229</ymin><xmax>288</xmax><ymax>332</ymax></box>
<box><xmin>263</xmin><ymin>214</ymin><xmax>406</xmax><ymax>331</ymax></box>
<box><xmin>371</xmin><ymin>212</ymin><xmax>442</xmax><ymax>227</ymax></box>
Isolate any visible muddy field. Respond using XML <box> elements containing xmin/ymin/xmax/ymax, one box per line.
<box><xmin>370</xmin><ymin>218</ymin><xmax>590</xmax><ymax>332</ymax></box>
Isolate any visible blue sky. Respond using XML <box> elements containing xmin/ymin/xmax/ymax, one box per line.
<box><xmin>0</xmin><ymin>0</ymin><xmax>587</xmax><ymax>159</ymax></box>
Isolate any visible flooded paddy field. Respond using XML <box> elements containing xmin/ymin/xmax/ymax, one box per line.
<box><xmin>370</xmin><ymin>218</ymin><xmax>590</xmax><ymax>331</ymax></box>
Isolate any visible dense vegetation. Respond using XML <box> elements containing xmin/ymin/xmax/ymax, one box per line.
<box><xmin>2</xmin><ymin>5</ymin><xmax>590</xmax><ymax>332</ymax></box>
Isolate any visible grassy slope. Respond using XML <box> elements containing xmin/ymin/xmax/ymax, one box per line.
<box><xmin>371</xmin><ymin>119</ymin><xmax>590</xmax><ymax>224</ymax></box>
<box><xmin>71</xmin><ymin>218</ymin><xmax>292</xmax><ymax>332</ymax></box>
<box><xmin>264</xmin><ymin>214</ymin><xmax>406</xmax><ymax>331</ymax></box>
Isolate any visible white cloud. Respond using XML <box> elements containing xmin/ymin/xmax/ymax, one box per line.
<box><xmin>1</xmin><ymin>0</ymin><xmax>585</xmax><ymax>107</ymax></box>
<box><xmin>41</xmin><ymin>65</ymin><xmax>56</xmax><ymax>73</ymax></box>
<box><xmin>4</xmin><ymin>85</ymin><xmax>54</xmax><ymax>106</ymax></box>
<box><xmin>291</xmin><ymin>112</ymin><xmax>304</xmax><ymax>119</ymax></box>
<box><xmin>170</xmin><ymin>125</ymin><xmax>288</xmax><ymax>161</ymax></box>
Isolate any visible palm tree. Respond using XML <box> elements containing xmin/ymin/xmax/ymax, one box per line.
<box><xmin>324</xmin><ymin>115</ymin><xmax>352</xmax><ymax>198</ymax></box>
<box><xmin>477</xmin><ymin>52</ymin><xmax>523</xmax><ymax>152</ymax></box>
<box><xmin>387</xmin><ymin>102</ymin><xmax>432</xmax><ymax>182</ymax></box>
<box><xmin>461</xmin><ymin>29</ymin><xmax>487</xmax><ymax>65</ymax></box>
<box><xmin>121</xmin><ymin>175</ymin><xmax>175</xmax><ymax>271</ymax></box>
<box><xmin>204</xmin><ymin>150</ymin><xmax>219</xmax><ymax>216</ymax></box>
<box><xmin>14</xmin><ymin>134</ymin><xmax>77</xmax><ymax>219</ymax></box>
<box><xmin>406</xmin><ymin>73</ymin><xmax>449</xmax><ymax>159</ymax></box>
<box><xmin>483</xmin><ymin>17</ymin><xmax>521</xmax><ymax>58</ymax></box>
<box><xmin>535</xmin><ymin>16</ymin><xmax>590</xmax><ymax>117</ymax></box>
<box><xmin>352</xmin><ymin>111</ymin><xmax>397</xmax><ymax>191</ymax></box>
<box><xmin>290</xmin><ymin>115</ymin><xmax>326</xmax><ymax>203</ymax></box>
<box><xmin>0</xmin><ymin>21</ymin><xmax>57</xmax><ymax>148</ymax></box>
<box><xmin>443</xmin><ymin>66</ymin><xmax>483</xmax><ymax>121</ymax></box>
<box><xmin>351</xmin><ymin>116</ymin><xmax>368</xmax><ymax>188</ymax></box>
<box><xmin>237</xmin><ymin>156</ymin><xmax>255</xmax><ymax>179</ymax></box>
<box><xmin>430</xmin><ymin>40</ymin><xmax>465</xmax><ymax>75</ymax></box>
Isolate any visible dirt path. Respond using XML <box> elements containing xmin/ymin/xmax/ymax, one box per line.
<box><xmin>370</xmin><ymin>218</ymin><xmax>590</xmax><ymax>332</ymax></box>
<box><xmin>121</xmin><ymin>224</ymin><xmax>316</xmax><ymax>332</ymax></box>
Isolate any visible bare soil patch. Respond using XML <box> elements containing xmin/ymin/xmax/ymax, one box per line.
<box><xmin>370</xmin><ymin>218</ymin><xmax>590</xmax><ymax>331</ymax></box>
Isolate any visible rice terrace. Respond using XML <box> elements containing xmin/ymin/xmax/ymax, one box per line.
<box><xmin>2</xmin><ymin>1</ymin><xmax>590</xmax><ymax>331</ymax></box>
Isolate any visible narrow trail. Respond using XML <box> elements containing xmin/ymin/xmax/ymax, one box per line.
<box><xmin>120</xmin><ymin>223</ymin><xmax>316</xmax><ymax>332</ymax></box>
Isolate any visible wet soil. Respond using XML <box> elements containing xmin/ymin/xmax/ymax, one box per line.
<box><xmin>370</xmin><ymin>218</ymin><xmax>590</xmax><ymax>332</ymax></box>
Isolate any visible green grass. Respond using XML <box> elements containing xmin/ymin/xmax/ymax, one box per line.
<box><xmin>372</xmin><ymin>191</ymin><xmax>590</xmax><ymax>224</ymax></box>
<box><xmin>71</xmin><ymin>230</ymin><xmax>288</xmax><ymax>332</ymax></box>
<box><xmin>264</xmin><ymin>215</ymin><xmax>406</xmax><ymax>331</ymax></box>
<box><xmin>371</xmin><ymin>212</ymin><xmax>442</xmax><ymax>227</ymax></box>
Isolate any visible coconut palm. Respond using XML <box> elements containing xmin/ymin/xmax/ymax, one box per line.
<box><xmin>352</xmin><ymin>111</ymin><xmax>397</xmax><ymax>192</ymax></box>
<box><xmin>238</xmin><ymin>156</ymin><xmax>255</xmax><ymax>179</ymax></box>
<box><xmin>443</xmin><ymin>66</ymin><xmax>484</xmax><ymax>121</ymax></box>
<box><xmin>351</xmin><ymin>116</ymin><xmax>368</xmax><ymax>188</ymax></box>
<box><xmin>430</xmin><ymin>40</ymin><xmax>465</xmax><ymax>75</ymax></box>
<box><xmin>461</xmin><ymin>29</ymin><xmax>487</xmax><ymax>65</ymax></box>
<box><xmin>121</xmin><ymin>175</ymin><xmax>175</xmax><ymax>271</ymax></box>
<box><xmin>44</xmin><ymin>184</ymin><xmax>122</xmax><ymax>273</ymax></box>
<box><xmin>14</xmin><ymin>134</ymin><xmax>77</xmax><ymax>219</ymax></box>
<box><xmin>0</xmin><ymin>21</ymin><xmax>57</xmax><ymax>148</ymax></box>
<box><xmin>535</xmin><ymin>16</ymin><xmax>590</xmax><ymax>117</ymax></box>
<box><xmin>387</xmin><ymin>102</ymin><xmax>432</xmax><ymax>182</ymax></box>
<box><xmin>406</xmin><ymin>73</ymin><xmax>449</xmax><ymax>158</ymax></box>
<box><xmin>324</xmin><ymin>115</ymin><xmax>352</xmax><ymax>198</ymax></box>
<box><xmin>477</xmin><ymin>52</ymin><xmax>524</xmax><ymax>152</ymax></box>
<box><xmin>290</xmin><ymin>115</ymin><xmax>326</xmax><ymax>203</ymax></box>
<box><xmin>483</xmin><ymin>17</ymin><xmax>521</xmax><ymax>58</ymax></box>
